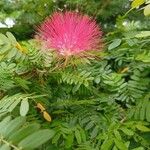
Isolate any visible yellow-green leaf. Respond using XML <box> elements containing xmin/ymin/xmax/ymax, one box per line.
<box><xmin>131</xmin><ymin>0</ymin><xmax>145</xmax><ymax>8</ymax></box>
<box><xmin>120</xmin><ymin>127</ymin><xmax>134</xmax><ymax>136</ymax></box>
<box><xmin>101</xmin><ymin>138</ymin><xmax>114</xmax><ymax>150</ymax></box>
<box><xmin>114</xmin><ymin>138</ymin><xmax>128</xmax><ymax>150</ymax></box>
<box><xmin>136</xmin><ymin>124</ymin><xmax>150</xmax><ymax>132</ymax></box>
<box><xmin>135</xmin><ymin>31</ymin><xmax>150</xmax><ymax>38</ymax></box>
<box><xmin>6</xmin><ymin>32</ymin><xmax>17</xmax><ymax>44</ymax></box>
<box><xmin>144</xmin><ymin>4</ymin><xmax>150</xmax><ymax>16</ymax></box>
<box><xmin>146</xmin><ymin>0</ymin><xmax>150</xmax><ymax>4</ymax></box>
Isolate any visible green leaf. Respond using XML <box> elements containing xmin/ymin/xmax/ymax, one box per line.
<box><xmin>136</xmin><ymin>124</ymin><xmax>150</xmax><ymax>132</ymax></box>
<box><xmin>8</xmin><ymin>123</ymin><xmax>40</xmax><ymax>143</ymax></box>
<box><xmin>75</xmin><ymin>129</ymin><xmax>82</xmax><ymax>144</ymax></box>
<box><xmin>94</xmin><ymin>77</ymin><xmax>100</xmax><ymax>84</ymax></box>
<box><xmin>85</xmin><ymin>121</ymin><xmax>94</xmax><ymax>130</ymax></box>
<box><xmin>101</xmin><ymin>138</ymin><xmax>114</xmax><ymax>150</ymax></box>
<box><xmin>135</xmin><ymin>31</ymin><xmax>150</xmax><ymax>38</ymax></box>
<box><xmin>20</xmin><ymin>99</ymin><xmax>29</xmax><ymax>116</ymax></box>
<box><xmin>0</xmin><ymin>116</ymin><xmax>11</xmax><ymax>134</ymax></box>
<box><xmin>0</xmin><ymin>33</ymin><xmax>9</xmax><ymax>43</ymax></box>
<box><xmin>114</xmin><ymin>138</ymin><xmax>128</xmax><ymax>150</ymax></box>
<box><xmin>112</xmin><ymin>145</ymin><xmax>118</xmax><ymax>150</ymax></box>
<box><xmin>80</xmin><ymin>128</ymin><xmax>86</xmax><ymax>142</ymax></box>
<box><xmin>146</xmin><ymin>102</ymin><xmax>150</xmax><ymax>122</ymax></box>
<box><xmin>80</xmin><ymin>117</ymin><xmax>90</xmax><ymax>125</ymax></box>
<box><xmin>0</xmin><ymin>144</ymin><xmax>11</xmax><ymax>150</ymax></box>
<box><xmin>6</xmin><ymin>32</ymin><xmax>17</xmax><ymax>44</ymax></box>
<box><xmin>52</xmin><ymin>132</ymin><xmax>61</xmax><ymax>144</ymax></box>
<box><xmin>131</xmin><ymin>0</ymin><xmax>145</xmax><ymax>8</ymax></box>
<box><xmin>7</xmin><ymin>48</ymin><xmax>17</xmax><ymax>59</ymax></box>
<box><xmin>120</xmin><ymin>127</ymin><xmax>134</xmax><ymax>136</ymax></box>
<box><xmin>125</xmin><ymin>141</ymin><xmax>130</xmax><ymax>148</ymax></box>
<box><xmin>108</xmin><ymin>39</ymin><xmax>122</xmax><ymax>50</ymax></box>
<box><xmin>132</xmin><ymin>147</ymin><xmax>144</xmax><ymax>150</ymax></box>
<box><xmin>144</xmin><ymin>4</ymin><xmax>150</xmax><ymax>16</ymax></box>
<box><xmin>90</xmin><ymin>126</ymin><xmax>99</xmax><ymax>138</ymax></box>
<box><xmin>140</xmin><ymin>100</ymin><xmax>149</xmax><ymax>121</ymax></box>
<box><xmin>7</xmin><ymin>63</ymin><xmax>16</xmax><ymax>69</ymax></box>
<box><xmin>0</xmin><ymin>43</ymin><xmax>11</xmax><ymax>54</ymax></box>
<box><xmin>7</xmin><ymin>99</ymin><xmax>21</xmax><ymax>113</ymax></box>
<box><xmin>0</xmin><ymin>39</ymin><xmax>4</xmax><ymax>45</ymax></box>
<box><xmin>114</xmin><ymin>130</ymin><xmax>122</xmax><ymax>140</ymax></box>
<box><xmin>65</xmin><ymin>133</ymin><xmax>74</xmax><ymax>148</ymax></box>
<box><xmin>3</xmin><ymin>117</ymin><xmax>26</xmax><ymax>138</ymax></box>
<box><xmin>18</xmin><ymin>129</ymin><xmax>55</xmax><ymax>149</ymax></box>
<box><xmin>0</xmin><ymin>112</ymin><xmax>8</xmax><ymax>118</ymax></box>
<box><xmin>14</xmin><ymin>77</ymin><xmax>31</xmax><ymax>90</ymax></box>
<box><xmin>126</xmin><ymin>39</ymin><xmax>135</xmax><ymax>46</ymax></box>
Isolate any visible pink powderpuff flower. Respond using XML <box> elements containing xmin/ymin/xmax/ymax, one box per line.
<box><xmin>36</xmin><ymin>11</ymin><xmax>103</xmax><ymax>56</ymax></box>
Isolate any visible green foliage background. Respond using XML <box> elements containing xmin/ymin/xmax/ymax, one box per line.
<box><xmin>0</xmin><ymin>0</ymin><xmax>150</xmax><ymax>150</ymax></box>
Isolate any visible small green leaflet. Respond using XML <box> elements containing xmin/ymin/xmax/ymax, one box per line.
<box><xmin>65</xmin><ymin>133</ymin><xmax>74</xmax><ymax>148</ymax></box>
<box><xmin>20</xmin><ymin>99</ymin><xmax>29</xmax><ymax>116</ymax></box>
<box><xmin>146</xmin><ymin>102</ymin><xmax>150</xmax><ymax>122</ymax></box>
<box><xmin>101</xmin><ymin>138</ymin><xmax>114</xmax><ymax>150</ymax></box>
<box><xmin>108</xmin><ymin>39</ymin><xmax>122</xmax><ymax>50</ymax></box>
<box><xmin>136</xmin><ymin>124</ymin><xmax>150</xmax><ymax>132</ymax></box>
<box><xmin>114</xmin><ymin>138</ymin><xmax>128</xmax><ymax>150</ymax></box>
<box><xmin>144</xmin><ymin>4</ymin><xmax>150</xmax><ymax>16</ymax></box>
<box><xmin>75</xmin><ymin>129</ymin><xmax>82</xmax><ymax>144</ymax></box>
<box><xmin>135</xmin><ymin>31</ymin><xmax>150</xmax><ymax>38</ymax></box>
<box><xmin>120</xmin><ymin>127</ymin><xmax>134</xmax><ymax>136</ymax></box>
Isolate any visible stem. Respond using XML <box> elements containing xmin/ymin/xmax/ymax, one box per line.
<box><xmin>0</xmin><ymin>136</ymin><xmax>21</xmax><ymax>150</ymax></box>
<box><xmin>123</xmin><ymin>8</ymin><xmax>133</xmax><ymax>18</ymax></box>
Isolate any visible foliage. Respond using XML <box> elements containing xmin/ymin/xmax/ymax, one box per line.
<box><xmin>0</xmin><ymin>0</ymin><xmax>150</xmax><ymax>150</ymax></box>
<box><xmin>130</xmin><ymin>0</ymin><xmax>150</xmax><ymax>16</ymax></box>
<box><xmin>0</xmin><ymin>116</ymin><xmax>55</xmax><ymax>150</ymax></box>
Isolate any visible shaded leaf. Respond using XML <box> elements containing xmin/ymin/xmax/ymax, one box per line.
<box><xmin>18</xmin><ymin>129</ymin><xmax>55</xmax><ymax>149</ymax></box>
<box><xmin>4</xmin><ymin>117</ymin><xmax>26</xmax><ymax>138</ymax></box>
<box><xmin>8</xmin><ymin>123</ymin><xmax>40</xmax><ymax>143</ymax></box>
<box><xmin>146</xmin><ymin>102</ymin><xmax>150</xmax><ymax>122</ymax></box>
<box><xmin>108</xmin><ymin>39</ymin><xmax>121</xmax><ymax>50</ymax></box>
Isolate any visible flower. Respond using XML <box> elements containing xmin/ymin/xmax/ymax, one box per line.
<box><xmin>36</xmin><ymin>11</ymin><xmax>102</xmax><ymax>56</ymax></box>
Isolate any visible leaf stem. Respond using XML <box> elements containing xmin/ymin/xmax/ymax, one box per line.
<box><xmin>0</xmin><ymin>136</ymin><xmax>21</xmax><ymax>150</ymax></box>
